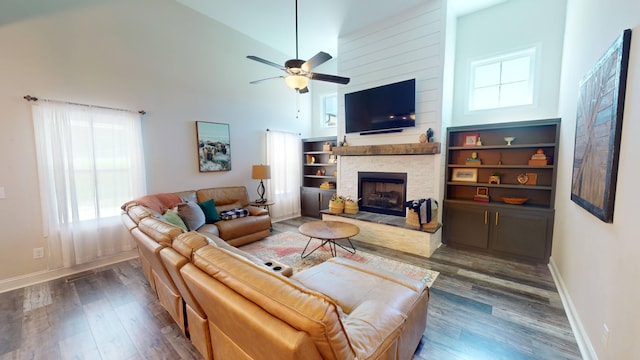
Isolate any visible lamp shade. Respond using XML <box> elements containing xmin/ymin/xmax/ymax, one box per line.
<box><xmin>284</xmin><ymin>75</ymin><xmax>309</xmax><ymax>90</ymax></box>
<box><xmin>251</xmin><ymin>165</ymin><xmax>271</xmax><ymax>180</ymax></box>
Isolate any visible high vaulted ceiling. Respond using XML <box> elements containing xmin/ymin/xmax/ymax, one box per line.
<box><xmin>176</xmin><ymin>0</ymin><xmax>507</xmax><ymax>60</ymax></box>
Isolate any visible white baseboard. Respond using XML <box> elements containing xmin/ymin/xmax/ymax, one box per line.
<box><xmin>548</xmin><ymin>256</ymin><xmax>598</xmax><ymax>360</ymax></box>
<box><xmin>0</xmin><ymin>250</ymin><xmax>139</xmax><ymax>294</ymax></box>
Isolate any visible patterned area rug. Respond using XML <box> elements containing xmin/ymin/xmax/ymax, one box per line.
<box><xmin>239</xmin><ymin>231</ymin><xmax>438</xmax><ymax>288</ymax></box>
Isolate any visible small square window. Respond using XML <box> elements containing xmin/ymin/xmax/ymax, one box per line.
<box><xmin>468</xmin><ymin>47</ymin><xmax>536</xmax><ymax>112</ymax></box>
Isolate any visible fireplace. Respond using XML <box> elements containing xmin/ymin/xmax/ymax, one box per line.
<box><xmin>358</xmin><ymin>172</ymin><xmax>407</xmax><ymax>217</ymax></box>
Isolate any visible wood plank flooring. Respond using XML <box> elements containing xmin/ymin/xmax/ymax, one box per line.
<box><xmin>0</xmin><ymin>216</ymin><xmax>581</xmax><ymax>359</ymax></box>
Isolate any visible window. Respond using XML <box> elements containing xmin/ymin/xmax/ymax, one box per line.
<box><xmin>468</xmin><ymin>47</ymin><xmax>536</xmax><ymax>111</ymax></box>
<box><xmin>322</xmin><ymin>94</ymin><xmax>337</xmax><ymax>128</ymax></box>
<box><xmin>32</xmin><ymin>102</ymin><xmax>145</xmax><ymax>267</ymax></box>
<box><xmin>266</xmin><ymin>130</ymin><xmax>301</xmax><ymax>220</ymax></box>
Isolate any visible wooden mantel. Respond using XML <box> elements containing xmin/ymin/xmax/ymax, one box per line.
<box><xmin>333</xmin><ymin>142</ymin><xmax>441</xmax><ymax>156</ymax></box>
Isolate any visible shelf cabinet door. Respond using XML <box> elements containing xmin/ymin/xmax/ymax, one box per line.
<box><xmin>443</xmin><ymin>203</ymin><xmax>490</xmax><ymax>250</ymax></box>
<box><xmin>491</xmin><ymin>208</ymin><xmax>553</xmax><ymax>262</ymax></box>
<box><xmin>301</xmin><ymin>188</ymin><xmax>320</xmax><ymax>217</ymax></box>
<box><xmin>301</xmin><ymin>188</ymin><xmax>335</xmax><ymax>218</ymax></box>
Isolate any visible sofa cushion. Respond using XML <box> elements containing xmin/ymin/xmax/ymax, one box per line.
<box><xmin>191</xmin><ymin>246</ymin><xmax>355</xmax><ymax>359</ymax></box>
<box><xmin>219</xmin><ymin>208</ymin><xmax>249</xmax><ymax>220</ymax></box>
<box><xmin>196</xmin><ymin>186</ymin><xmax>249</xmax><ymax>207</ymax></box>
<box><xmin>175</xmin><ymin>190</ymin><xmax>197</xmax><ymax>203</ymax></box>
<box><xmin>199</xmin><ymin>199</ymin><xmax>221</xmax><ymax>223</ymax></box>
<box><xmin>178</xmin><ymin>201</ymin><xmax>206</xmax><ymax>230</ymax></box>
<box><xmin>138</xmin><ymin>217</ymin><xmax>184</xmax><ymax>246</ymax></box>
<box><xmin>196</xmin><ymin>223</ymin><xmax>220</xmax><ymax>238</ymax></box>
<box><xmin>163</xmin><ymin>208</ymin><xmax>188</xmax><ymax>231</ymax></box>
<box><xmin>172</xmin><ymin>231</ymin><xmax>210</xmax><ymax>259</ymax></box>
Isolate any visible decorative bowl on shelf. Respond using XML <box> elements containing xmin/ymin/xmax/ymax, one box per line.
<box><xmin>502</xmin><ymin>197</ymin><xmax>528</xmax><ymax>205</ymax></box>
<box><xmin>504</xmin><ymin>136</ymin><xmax>516</xmax><ymax>146</ymax></box>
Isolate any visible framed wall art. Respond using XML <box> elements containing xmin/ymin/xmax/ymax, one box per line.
<box><xmin>463</xmin><ymin>133</ymin><xmax>479</xmax><ymax>146</ymax></box>
<box><xmin>451</xmin><ymin>168</ymin><xmax>478</xmax><ymax>183</ymax></box>
<box><xmin>196</xmin><ymin>121</ymin><xmax>231</xmax><ymax>172</ymax></box>
<box><xmin>570</xmin><ymin>29</ymin><xmax>631</xmax><ymax>223</ymax></box>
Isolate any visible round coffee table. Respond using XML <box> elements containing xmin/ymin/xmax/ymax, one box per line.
<box><xmin>298</xmin><ymin>221</ymin><xmax>360</xmax><ymax>258</ymax></box>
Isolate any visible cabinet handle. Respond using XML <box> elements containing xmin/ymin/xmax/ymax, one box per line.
<box><xmin>484</xmin><ymin>211</ymin><xmax>488</xmax><ymax>225</ymax></box>
<box><xmin>319</xmin><ymin>193</ymin><xmax>322</xmax><ymax>202</ymax></box>
<box><xmin>495</xmin><ymin>212</ymin><xmax>499</xmax><ymax>226</ymax></box>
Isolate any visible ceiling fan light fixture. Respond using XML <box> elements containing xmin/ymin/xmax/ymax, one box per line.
<box><xmin>284</xmin><ymin>75</ymin><xmax>309</xmax><ymax>90</ymax></box>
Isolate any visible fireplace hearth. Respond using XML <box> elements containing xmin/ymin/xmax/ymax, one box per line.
<box><xmin>358</xmin><ymin>172</ymin><xmax>407</xmax><ymax>217</ymax></box>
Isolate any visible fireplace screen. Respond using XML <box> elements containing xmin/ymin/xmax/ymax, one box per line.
<box><xmin>358</xmin><ymin>172</ymin><xmax>407</xmax><ymax>217</ymax></box>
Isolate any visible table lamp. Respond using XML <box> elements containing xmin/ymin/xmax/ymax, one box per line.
<box><xmin>251</xmin><ymin>165</ymin><xmax>271</xmax><ymax>203</ymax></box>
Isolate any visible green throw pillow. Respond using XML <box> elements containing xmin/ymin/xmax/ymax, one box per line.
<box><xmin>199</xmin><ymin>199</ymin><xmax>221</xmax><ymax>223</ymax></box>
<box><xmin>163</xmin><ymin>209</ymin><xmax>188</xmax><ymax>231</ymax></box>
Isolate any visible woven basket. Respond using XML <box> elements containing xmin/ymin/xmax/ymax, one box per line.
<box><xmin>328</xmin><ymin>201</ymin><xmax>344</xmax><ymax>214</ymax></box>
<box><xmin>344</xmin><ymin>201</ymin><xmax>359</xmax><ymax>214</ymax></box>
<box><xmin>406</xmin><ymin>208</ymin><xmax>438</xmax><ymax>229</ymax></box>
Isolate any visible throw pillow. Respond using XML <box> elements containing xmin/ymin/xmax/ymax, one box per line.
<box><xmin>220</xmin><ymin>208</ymin><xmax>249</xmax><ymax>220</ymax></box>
<box><xmin>163</xmin><ymin>208</ymin><xmax>188</xmax><ymax>231</ymax></box>
<box><xmin>199</xmin><ymin>199</ymin><xmax>221</xmax><ymax>223</ymax></box>
<box><xmin>177</xmin><ymin>201</ymin><xmax>206</xmax><ymax>230</ymax></box>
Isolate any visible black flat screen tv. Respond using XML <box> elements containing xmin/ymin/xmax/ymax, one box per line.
<box><xmin>345</xmin><ymin>79</ymin><xmax>416</xmax><ymax>134</ymax></box>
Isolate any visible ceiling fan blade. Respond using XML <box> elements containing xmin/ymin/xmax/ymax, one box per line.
<box><xmin>309</xmin><ymin>72</ymin><xmax>350</xmax><ymax>85</ymax></box>
<box><xmin>298</xmin><ymin>87</ymin><xmax>309</xmax><ymax>94</ymax></box>
<box><xmin>250</xmin><ymin>76</ymin><xmax>284</xmax><ymax>84</ymax></box>
<box><xmin>302</xmin><ymin>51</ymin><xmax>332</xmax><ymax>72</ymax></box>
<box><xmin>247</xmin><ymin>56</ymin><xmax>285</xmax><ymax>70</ymax></box>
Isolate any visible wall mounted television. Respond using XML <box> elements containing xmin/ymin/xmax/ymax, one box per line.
<box><xmin>345</xmin><ymin>79</ymin><xmax>416</xmax><ymax>135</ymax></box>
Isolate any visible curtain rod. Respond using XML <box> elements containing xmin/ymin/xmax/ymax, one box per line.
<box><xmin>266</xmin><ymin>128</ymin><xmax>301</xmax><ymax>135</ymax></box>
<box><xmin>23</xmin><ymin>95</ymin><xmax>146</xmax><ymax>115</ymax></box>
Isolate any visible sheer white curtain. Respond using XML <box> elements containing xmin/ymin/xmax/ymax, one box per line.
<box><xmin>266</xmin><ymin>130</ymin><xmax>301</xmax><ymax>221</ymax></box>
<box><xmin>32</xmin><ymin>102</ymin><xmax>146</xmax><ymax>269</ymax></box>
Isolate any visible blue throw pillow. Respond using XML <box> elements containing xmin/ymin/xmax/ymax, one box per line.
<box><xmin>198</xmin><ymin>199</ymin><xmax>221</xmax><ymax>223</ymax></box>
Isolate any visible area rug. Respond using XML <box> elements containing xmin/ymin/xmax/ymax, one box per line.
<box><xmin>239</xmin><ymin>231</ymin><xmax>438</xmax><ymax>288</ymax></box>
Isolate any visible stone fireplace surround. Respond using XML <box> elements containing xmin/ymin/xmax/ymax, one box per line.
<box><xmin>329</xmin><ymin>143</ymin><xmax>443</xmax><ymax>257</ymax></box>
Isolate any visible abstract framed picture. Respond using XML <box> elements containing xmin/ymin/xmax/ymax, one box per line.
<box><xmin>570</xmin><ymin>29</ymin><xmax>631</xmax><ymax>223</ymax></box>
<box><xmin>196</xmin><ymin>121</ymin><xmax>231</xmax><ymax>172</ymax></box>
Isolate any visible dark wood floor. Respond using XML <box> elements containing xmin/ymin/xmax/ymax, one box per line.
<box><xmin>0</xmin><ymin>217</ymin><xmax>582</xmax><ymax>360</ymax></box>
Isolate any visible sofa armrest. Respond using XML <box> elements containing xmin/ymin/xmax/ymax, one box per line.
<box><xmin>343</xmin><ymin>300</ymin><xmax>406</xmax><ymax>358</ymax></box>
<box><xmin>247</xmin><ymin>205</ymin><xmax>268</xmax><ymax>216</ymax></box>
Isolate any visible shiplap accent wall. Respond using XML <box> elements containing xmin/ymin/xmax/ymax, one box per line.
<box><xmin>336</xmin><ymin>0</ymin><xmax>446</xmax><ymax>203</ymax></box>
<box><xmin>337</xmin><ymin>0</ymin><xmax>445</xmax><ymax>146</ymax></box>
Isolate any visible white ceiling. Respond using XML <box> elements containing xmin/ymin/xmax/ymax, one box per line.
<box><xmin>176</xmin><ymin>0</ymin><xmax>507</xmax><ymax>61</ymax></box>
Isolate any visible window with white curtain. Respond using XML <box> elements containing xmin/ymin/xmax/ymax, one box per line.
<box><xmin>32</xmin><ymin>101</ymin><xmax>146</xmax><ymax>268</ymax></box>
<box><xmin>266</xmin><ymin>130</ymin><xmax>301</xmax><ymax>221</ymax></box>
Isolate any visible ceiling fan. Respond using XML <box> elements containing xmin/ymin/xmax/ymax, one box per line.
<box><xmin>246</xmin><ymin>0</ymin><xmax>350</xmax><ymax>94</ymax></box>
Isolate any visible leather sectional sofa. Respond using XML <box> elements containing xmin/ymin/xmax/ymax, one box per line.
<box><xmin>121</xmin><ymin>186</ymin><xmax>430</xmax><ymax>359</ymax></box>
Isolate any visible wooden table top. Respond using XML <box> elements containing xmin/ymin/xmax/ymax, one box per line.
<box><xmin>298</xmin><ymin>221</ymin><xmax>360</xmax><ymax>240</ymax></box>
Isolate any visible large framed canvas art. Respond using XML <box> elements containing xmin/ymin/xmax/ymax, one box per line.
<box><xmin>570</xmin><ymin>29</ymin><xmax>631</xmax><ymax>223</ymax></box>
<box><xmin>196</xmin><ymin>121</ymin><xmax>231</xmax><ymax>172</ymax></box>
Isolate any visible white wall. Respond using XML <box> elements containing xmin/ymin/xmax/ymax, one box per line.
<box><xmin>554</xmin><ymin>0</ymin><xmax>640</xmax><ymax>359</ymax></box>
<box><xmin>0</xmin><ymin>0</ymin><xmax>304</xmax><ymax>281</ymax></box>
<box><xmin>452</xmin><ymin>0</ymin><xmax>566</xmax><ymax>125</ymax></box>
